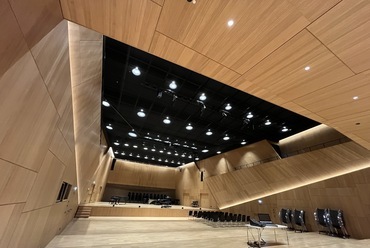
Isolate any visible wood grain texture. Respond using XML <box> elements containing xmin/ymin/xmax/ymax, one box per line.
<box><xmin>206</xmin><ymin>142</ymin><xmax>370</xmax><ymax>209</ymax></box>
<box><xmin>0</xmin><ymin>203</ymin><xmax>24</xmax><ymax>248</ymax></box>
<box><xmin>31</xmin><ymin>21</ymin><xmax>72</xmax><ymax>117</ymax></box>
<box><xmin>61</xmin><ymin>0</ymin><xmax>161</xmax><ymax>51</ymax></box>
<box><xmin>0</xmin><ymin>0</ymin><xmax>28</xmax><ymax>77</ymax></box>
<box><xmin>0</xmin><ymin>52</ymin><xmax>59</xmax><ymax>172</ymax></box>
<box><xmin>90</xmin><ymin>206</ymin><xmax>188</xmax><ymax>217</ymax></box>
<box><xmin>23</xmin><ymin>151</ymin><xmax>65</xmax><ymax>212</ymax></box>
<box><xmin>233</xmin><ymin>29</ymin><xmax>354</xmax><ymax>103</ymax></box>
<box><xmin>149</xmin><ymin>32</ymin><xmax>240</xmax><ymax>86</ymax></box>
<box><xmin>308</xmin><ymin>0</ymin><xmax>370</xmax><ymax>73</ymax></box>
<box><xmin>287</xmin><ymin>0</ymin><xmax>342</xmax><ymax>22</ymax></box>
<box><xmin>225</xmin><ymin>166</ymin><xmax>370</xmax><ymax>239</ymax></box>
<box><xmin>108</xmin><ymin>160</ymin><xmax>176</xmax><ymax>190</ymax></box>
<box><xmin>0</xmin><ymin>159</ymin><xmax>36</xmax><ymax>205</ymax></box>
<box><xmin>156</xmin><ymin>0</ymin><xmax>310</xmax><ymax>74</ymax></box>
<box><xmin>9</xmin><ymin>0</ymin><xmax>63</xmax><ymax>48</ymax></box>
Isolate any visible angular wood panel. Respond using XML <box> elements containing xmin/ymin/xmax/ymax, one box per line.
<box><xmin>0</xmin><ymin>0</ymin><xmax>28</xmax><ymax>77</ymax></box>
<box><xmin>287</xmin><ymin>0</ymin><xmax>341</xmax><ymax>22</ymax></box>
<box><xmin>0</xmin><ymin>159</ymin><xmax>36</xmax><ymax>205</ymax></box>
<box><xmin>156</xmin><ymin>0</ymin><xmax>310</xmax><ymax>74</ymax></box>
<box><xmin>0</xmin><ymin>52</ymin><xmax>59</xmax><ymax>172</ymax></box>
<box><xmin>23</xmin><ymin>151</ymin><xmax>65</xmax><ymax>212</ymax></box>
<box><xmin>207</xmin><ymin>142</ymin><xmax>370</xmax><ymax>209</ymax></box>
<box><xmin>9</xmin><ymin>0</ymin><xmax>63</xmax><ymax>48</ymax></box>
<box><xmin>61</xmin><ymin>0</ymin><xmax>161</xmax><ymax>51</ymax></box>
<box><xmin>308</xmin><ymin>0</ymin><xmax>370</xmax><ymax>73</ymax></box>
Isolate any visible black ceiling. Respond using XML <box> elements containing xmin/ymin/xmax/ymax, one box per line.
<box><xmin>102</xmin><ymin>37</ymin><xmax>319</xmax><ymax>167</ymax></box>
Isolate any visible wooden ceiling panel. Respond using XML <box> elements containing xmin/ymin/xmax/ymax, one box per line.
<box><xmin>157</xmin><ymin>0</ymin><xmax>310</xmax><ymax>74</ymax></box>
<box><xmin>308</xmin><ymin>0</ymin><xmax>370</xmax><ymax>73</ymax></box>
<box><xmin>60</xmin><ymin>0</ymin><xmax>161</xmax><ymax>51</ymax></box>
<box><xmin>239</xmin><ymin>30</ymin><xmax>354</xmax><ymax>101</ymax></box>
<box><xmin>149</xmin><ymin>32</ymin><xmax>240</xmax><ymax>85</ymax></box>
<box><xmin>295</xmin><ymin>70</ymin><xmax>370</xmax><ymax>113</ymax></box>
<box><xmin>151</xmin><ymin>0</ymin><xmax>164</xmax><ymax>6</ymax></box>
<box><xmin>287</xmin><ymin>0</ymin><xmax>342</xmax><ymax>22</ymax></box>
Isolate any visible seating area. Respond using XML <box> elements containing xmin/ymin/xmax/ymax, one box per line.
<box><xmin>110</xmin><ymin>192</ymin><xmax>180</xmax><ymax>205</ymax></box>
<box><xmin>314</xmin><ymin>208</ymin><xmax>349</xmax><ymax>238</ymax></box>
<box><xmin>189</xmin><ymin>210</ymin><xmax>246</xmax><ymax>227</ymax></box>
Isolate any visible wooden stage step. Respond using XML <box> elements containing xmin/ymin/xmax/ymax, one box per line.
<box><xmin>75</xmin><ymin>206</ymin><xmax>92</xmax><ymax>218</ymax></box>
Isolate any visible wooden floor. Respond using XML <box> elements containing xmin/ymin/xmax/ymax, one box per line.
<box><xmin>46</xmin><ymin>217</ymin><xmax>370</xmax><ymax>248</ymax></box>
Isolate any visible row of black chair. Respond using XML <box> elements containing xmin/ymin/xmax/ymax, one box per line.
<box><xmin>279</xmin><ymin>208</ymin><xmax>307</xmax><ymax>232</ymax></box>
<box><xmin>127</xmin><ymin>192</ymin><xmax>169</xmax><ymax>203</ymax></box>
<box><xmin>189</xmin><ymin>210</ymin><xmax>247</xmax><ymax>227</ymax></box>
<box><xmin>314</xmin><ymin>208</ymin><xmax>349</xmax><ymax>238</ymax></box>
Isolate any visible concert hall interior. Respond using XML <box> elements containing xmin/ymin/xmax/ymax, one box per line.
<box><xmin>1</xmin><ymin>0</ymin><xmax>370</xmax><ymax>247</ymax></box>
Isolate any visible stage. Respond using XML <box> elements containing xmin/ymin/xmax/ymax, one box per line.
<box><xmin>81</xmin><ymin>202</ymin><xmax>213</xmax><ymax>217</ymax></box>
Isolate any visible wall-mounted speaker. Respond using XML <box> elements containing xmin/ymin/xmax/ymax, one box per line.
<box><xmin>110</xmin><ymin>158</ymin><xmax>116</xmax><ymax>170</ymax></box>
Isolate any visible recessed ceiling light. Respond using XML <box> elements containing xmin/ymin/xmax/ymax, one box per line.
<box><xmin>163</xmin><ymin>116</ymin><xmax>171</xmax><ymax>124</ymax></box>
<box><xmin>304</xmin><ymin>66</ymin><xmax>310</xmax><ymax>71</ymax></box>
<box><xmin>160</xmin><ymin>150</ymin><xmax>164</xmax><ymax>153</ymax></box>
<box><xmin>137</xmin><ymin>109</ymin><xmax>146</xmax><ymax>117</ymax></box>
<box><xmin>121</xmin><ymin>152</ymin><xmax>125</xmax><ymax>155</ymax></box>
<box><xmin>144</xmin><ymin>147</ymin><xmax>148</xmax><ymax>150</ymax></box>
<box><xmin>181</xmin><ymin>154</ymin><xmax>185</xmax><ymax>157</ymax></box>
<box><xmin>137</xmin><ymin>154</ymin><xmax>140</xmax><ymax>158</ymax></box>
<box><xmin>151</xmin><ymin>148</ymin><xmax>156</xmax><ymax>152</ymax></box>
<box><xmin>106</xmin><ymin>124</ymin><xmax>113</xmax><ymax>130</ymax></box>
<box><xmin>129</xmin><ymin>153</ymin><xmax>133</xmax><ymax>156</ymax></box>
<box><xmin>282</xmin><ymin>126</ymin><xmax>289</xmax><ymax>132</ymax></box>
<box><xmin>102</xmin><ymin>100</ymin><xmax>110</xmax><ymax>107</ymax></box>
<box><xmin>206</xmin><ymin>129</ymin><xmax>213</xmax><ymax>136</ymax></box>
<box><xmin>202</xmin><ymin>149</ymin><xmax>209</xmax><ymax>153</ymax></box>
<box><xmin>132</xmin><ymin>66</ymin><xmax>141</xmax><ymax>76</ymax></box>
<box><xmin>167</xmin><ymin>151</ymin><xmax>171</xmax><ymax>155</ymax></box>
<box><xmin>246</xmin><ymin>112</ymin><xmax>253</xmax><ymax>118</ymax></box>
<box><xmin>223</xmin><ymin>134</ymin><xmax>230</xmax><ymax>140</ymax></box>
<box><xmin>128</xmin><ymin>130</ymin><xmax>137</xmax><ymax>137</ymax></box>
<box><xmin>158</xmin><ymin>158</ymin><xmax>162</xmax><ymax>161</ymax></box>
<box><xmin>113</xmin><ymin>141</ymin><xmax>120</xmax><ymax>146</ymax></box>
<box><xmin>217</xmin><ymin>151</ymin><xmax>221</xmax><ymax>154</ymax></box>
<box><xmin>195</xmin><ymin>157</ymin><xmax>199</xmax><ymax>161</ymax></box>
<box><xmin>227</xmin><ymin>19</ymin><xmax>234</xmax><ymax>27</ymax></box>
<box><xmin>114</xmin><ymin>151</ymin><xmax>118</xmax><ymax>154</ymax></box>
<box><xmin>353</xmin><ymin>96</ymin><xmax>359</xmax><ymax>100</ymax></box>
<box><xmin>241</xmin><ymin>140</ymin><xmax>247</xmax><ymax>145</ymax></box>
<box><xmin>165</xmin><ymin>159</ymin><xmax>168</xmax><ymax>162</ymax></box>
<box><xmin>133</xmin><ymin>145</ymin><xmax>138</xmax><ymax>148</ymax></box>
<box><xmin>265</xmin><ymin>120</ymin><xmax>271</xmax><ymax>125</ymax></box>
<box><xmin>175</xmin><ymin>152</ymin><xmax>179</xmax><ymax>156</ymax></box>
<box><xmin>145</xmin><ymin>156</ymin><xmax>148</xmax><ymax>159</ymax></box>
<box><xmin>177</xmin><ymin>161</ymin><xmax>180</xmax><ymax>164</ymax></box>
<box><xmin>169</xmin><ymin>80</ymin><xmax>177</xmax><ymax>90</ymax></box>
<box><xmin>188</xmin><ymin>155</ymin><xmax>192</xmax><ymax>158</ymax></box>
<box><xmin>124</xmin><ymin>143</ymin><xmax>129</xmax><ymax>147</ymax></box>
<box><xmin>152</xmin><ymin>157</ymin><xmax>155</xmax><ymax>160</ymax></box>
<box><xmin>225</xmin><ymin>103</ymin><xmax>232</xmax><ymax>110</ymax></box>
<box><xmin>199</xmin><ymin>93</ymin><xmax>206</xmax><ymax>101</ymax></box>
<box><xmin>186</xmin><ymin>123</ymin><xmax>193</xmax><ymax>130</ymax></box>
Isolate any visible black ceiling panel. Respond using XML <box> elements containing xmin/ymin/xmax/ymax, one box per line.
<box><xmin>102</xmin><ymin>37</ymin><xmax>319</xmax><ymax>167</ymax></box>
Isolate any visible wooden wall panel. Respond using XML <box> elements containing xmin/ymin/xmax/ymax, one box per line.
<box><xmin>23</xmin><ymin>152</ymin><xmax>65</xmax><ymax>212</ymax></box>
<box><xmin>108</xmin><ymin>160</ymin><xmax>176</xmax><ymax>190</ymax></box>
<box><xmin>0</xmin><ymin>16</ymin><xmax>78</xmax><ymax>248</ymax></box>
<box><xmin>61</xmin><ymin>0</ymin><xmax>161</xmax><ymax>51</ymax></box>
<box><xmin>0</xmin><ymin>52</ymin><xmax>59</xmax><ymax>172</ymax></box>
<box><xmin>9</xmin><ymin>0</ymin><xmax>63</xmax><ymax>48</ymax></box>
<box><xmin>0</xmin><ymin>0</ymin><xmax>28</xmax><ymax>77</ymax></box>
<box><xmin>0</xmin><ymin>159</ymin><xmax>36</xmax><ymax>205</ymax></box>
<box><xmin>308</xmin><ymin>0</ymin><xmax>370</xmax><ymax>73</ymax></box>
<box><xmin>90</xmin><ymin>206</ymin><xmax>188</xmax><ymax>217</ymax></box>
<box><xmin>9</xmin><ymin>206</ymin><xmax>52</xmax><ymax>248</ymax></box>
<box><xmin>206</xmin><ymin>142</ymin><xmax>370</xmax><ymax>209</ymax></box>
<box><xmin>225</xmin><ymin>167</ymin><xmax>370</xmax><ymax>239</ymax></box>
<box><xmin>279</xmin><ymin>124</ymin><xmax>346</xmax><ymax>155</ymax></box>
